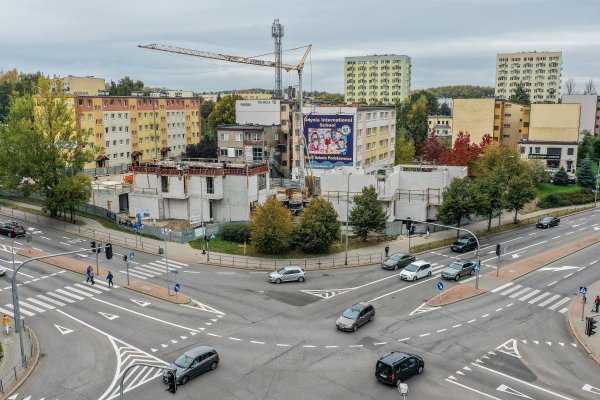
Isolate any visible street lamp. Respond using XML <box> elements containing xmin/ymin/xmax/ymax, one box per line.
<box><xmin>162</xmin><ymin>228</ymin><xmax>171</xmax><ymax>295</ymax></box>
<box><xmin>344</xmin><ymin>173</ymin><xmax>352</xmax><ymax>266</ymax></box>
<box><xmin>10</xmin><ymin>233</ymin><xmax>26</xmax><ymax>366</ymax></box>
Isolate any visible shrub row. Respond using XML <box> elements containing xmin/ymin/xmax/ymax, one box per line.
<box><xmin>538</xmin><ymin>189</ymin><xmax>595</xmax><ymax>209</ymax></box>
<box><xmin>220</xmin><ymin>223</ymin><xmax>252</xmax><ymax>243</ymax></box>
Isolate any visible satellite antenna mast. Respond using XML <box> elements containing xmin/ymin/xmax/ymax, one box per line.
<box><xmin>272</xmin><ymin>19</ymin><xmax>284</xmax><ymax>98</ymax></box>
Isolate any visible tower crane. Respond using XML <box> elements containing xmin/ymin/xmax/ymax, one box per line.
<box><xmin>138</xmin><ymin>43</ymin><xmax>314</xmax><ymax>195</ymax></box>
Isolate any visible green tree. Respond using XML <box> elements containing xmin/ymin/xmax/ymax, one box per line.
<box><xmin>439</xmin><ymin>102</ymin><xmax>451</xmax><ymax>116</ymax></box>
<box><xmin>437</xmin><ymin>177</ymin><xmax>482</xmax><ymax>236</ymax></box>
<box><xmin>593</xmin><ymin>138</ymin><xmax>600</xmax><ymax>160</ymax></box>
<box><xmin>0</xmin><ymin>70</ymin><xmax>42</xmax><ymax>122</ymax></box>
<box><xmin>526</xmin><ymin>159</ymin><xmax>550</xmax><ymax>184</ymax></box>
<box><xmin>250</xmin><ymin>197</ymin><xmax>293</xmax><ymax>254</ymax></box>
<box><xmin>349</xmin><ymin>186</ymin><xmax>387</xmax><ymax>240</ymax></box>
<box><xmin>52</xmin><ymin>174</ymin><xmax>93</xmax><ymax>222</ymax></box>
<box><xmin>108</xmin><ymin>76</ymin><xmax>145</xmax><ymax>96</ymax></box>
<box><xmin>505</xmin><ymin>173</ymin><xmax>537</xmax><ymax>222</ymax></box>
<box><xmin>508</xmin><ymin>83</ymin><xmax>530</xmax><ymax>105</ymax></box>
<box><xmin>394</xmin><ymin>135</ymin><xmax>415</xmax><ymax>165</ymax></box>
<box><xmin>425</xmin><ymin>85</ymin><xmax>495</xmax><ymax>99</ymax></box>
<box><xmin>200</xmin><ymin>100</ymin><xmax>215</xmax><ymax>119</ymax></box>
<box><xmin>207</xmin><ymin>95</ymin><xmax>243</xmax><ymax>136</ymax></box>
<box><xmin>553</xmin><ymin>167</ymin><xmax>569</xmax><ymax>185</ymax></box>
<box><xmin>0</xmin><ymin>77</ymin><xmax>94</xmax><ymax>217</ymax></box>
<box><xmin>409</xmin><ymin>90</ymin><xmax>439</xmax><ymax>115</ymax></box>
<box><xmin>182</xmin><ymin>139</ymin><xmax>218</xmax><ymax>159</ymax></box>
<box><xmin>407</xmin><ymin>95</ymin><xmax>429</xmax><ymax>147</ymax></box>
<box><xmin>395</xmin><ymin>99</ymin><xmax>412</xmax><ymax>134</ymax></box>
<box><xmin>578</xmin><ymin>130</ymin><xmax>594</xmax><ymax>162</ymax></box>
<box><xmin>577</xmin><ymin>156</ymin><xmax>596</xmax><ymax>188</ymax></box>
<box><xmin>293</xmin><ymin>198</ymin><xmax>340</xmax><ymax>253</ymax></box>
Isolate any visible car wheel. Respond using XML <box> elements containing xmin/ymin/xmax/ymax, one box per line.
<box><xmin>352</xmin><ymin>324</ymin><xmax>358</xmax><ymax>332</ymax></box>
<box><xmin>412</xmin><ymin>276</ymin><xmax>417</xmax><ymax>282</ymax></box>
<box><xmin>369</xmin><ymin>314</ymin><xmax>374</xmax><ymax>322</ymax></box>
<box><xmin>180</xmin><ymin>375</ymin><xmax>190</xmax><ymax>385</ymax></box>
<box><xmin>210</xmin><ymin>361</ymin><xmax>218</xmax><ymax>370</ymax></box>
<box><xmin>8</xmin><ymin>233</ymin><xmax>13</xmax><ymax>238</ymax></box>
<box><xmin>275</xmin><ymin>278</ymin><xmax>281</xmax><ymax>284</ymax></box>
<box><xmin>298</xmin><ymin>276</ymin><xmax>305</xmax><ymax>282</ymax></box>
<box><xmin>470</xmin><ymin>269</ymin><xmax>475</xmax><ymax>276</ymax></box>
<box><xmin>427</xmin><ymin>271</ymin><xmax>432</xmax><ymax>277</ymax></box>
<box><xmin>394</xmin><ymin>265</ymin><xmax>398</xmax><ymax>270</ymax></box>
<box><xmin>417</xmin><ymin>365</ymin><xmax>424</xmax><ymax>374</ymax></box>
<box><xmin>455</xmin><ymin>275</ymin><xmax>460</xmax><ymax>281</ymax></box>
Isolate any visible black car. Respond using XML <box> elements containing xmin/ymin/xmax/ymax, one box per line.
<box><xmin>441</xmin><ymin>260</ymin><xmax>475</xmax><ymax>281</ymax></box>
<box><xmin>450</xmin><ymin>236</ymin><xmax>477</xmax><ymax>253</ymax></box>
<box><xmin>0</xmin><ymin>223</ymin><xmax>26</xmax><ymax>238</ymax></box>
<box><xmin>381</xmin><ymin>252</ymin><xmax>416</xmax><ymax>270</ymax></box>
<box><xmin>536</xmin><ymin>216</ymin><xmax>560</xmax><ymax>229</ymax></box>
<box><xmin>375</xmin><ymin>351</ymin><xmax>424</xmax><ymax>386</ymax></box>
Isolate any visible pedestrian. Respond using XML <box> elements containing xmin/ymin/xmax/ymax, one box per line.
<box><xmin>89</xmin><ymin>269</ymin><xmax>95</xmax><ymax>285</ymax></box>
<box><xmin>384</xmin><ymin>245</ymin><xmax>390</xmax><ymax>258</ymax></box>
<box><xmin>2</xmin><ymin>314</ymin><xmax>10</xmax><ymax>335</ymax></box>
<box><xmin>86</xmin><ymin>266</ymin><xmax>92</xmax><ymax>283</ymax></box>
<box><xmin>106</xmin><ymin>270</ymin><xmax>113</xmax><ymax>288</ymax></box>
<box><xmin>426</xmin><ymin>226</ymin><xmax>430</xmax><ymax>239</ymax></box>
<box><xmin>594</xmin><ymin>295</ymin><xmax>600</xmax><ymax>313</ymax></box>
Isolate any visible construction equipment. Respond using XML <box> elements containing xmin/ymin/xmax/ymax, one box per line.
<box><xmin>138</xmin><ymin>42</ymin><xmax>315</xmax><ymax>195</ymax></box>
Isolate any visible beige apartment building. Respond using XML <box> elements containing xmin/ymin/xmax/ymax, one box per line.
<box><xmin>57</xmin><ymin>75</ymin><xmax>106</xmax><ymax>95</ymax></box>
<box><xmin>495</xmin><ymin>51</ymin><xmax>562</xmax><ymax>103</ymax></box>
<box><xmin>344</xmin><ymin>54</ymin><xmax>411</xmax><ymax>105</ymax></box>
<box><xmin>428</xmin><ymin>116</ymin><xmax>453</xmax><ymax>140</ymax></box>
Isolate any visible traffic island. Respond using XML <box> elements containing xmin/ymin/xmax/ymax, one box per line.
<box><xmin>127</xmin><ymin>280</ymin><xmax>191</xmax><ymax>304</ymax></box>
<box><xmin>16</xmin><ymin>249</ymin><xmax>110</xmax><ymax>277</ymax></box>
<box><xmin>427</xmin><ymin>285</ymin><xmax>487</xmax><ymax>307</ymax></box>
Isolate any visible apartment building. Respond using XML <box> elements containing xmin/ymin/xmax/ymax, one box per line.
<box><xmin>562</xmin><ymin>94</ymin><xmax>600</xmax><ymax>136</ymax></box>
<box><xmin>75</xmin><ymin>95</ymin><xmax>202</xmax><ymax>169</ymax></box>
<box><xmin>344</xmin><ymin>55</ymin><xmax>411</xmax><ymax>105</ymax></box>
<box><xmin>57</xmin><ymin>75</ymin><xmax>106</xmax><ymax>95</ymax></box>
<box><xmin>495</xmin><ymin>51</ymin><xmax>562</xmax><ymax>103</ymax></box>
<box><xmin>428</xmin><ymin>116</ymin><xmax>453</xmax><ymax>140</ymax></box>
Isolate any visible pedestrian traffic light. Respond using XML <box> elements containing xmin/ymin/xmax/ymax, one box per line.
<box><xmin>123</xmin><ymin>254</ymin><xmax>127</xmax><ymax>262</ymax></box>
<box><xmin>586</xmin><ymin>317</ymin><xmax>597</xmax><ymax>337</ymax></box>
<box><xmin>165</xmin><ymin>369</ymin><xmax>177</xmax><ymax>394</ymax></box>
<box><xmin>406</xmin><ymin>218</ymin><xmax>412</xmax><ymax>232</ymax></box>
<box><xmin>496</xmin><ymin>244</ymin><xmax>501</xmax><ymax>256</ymax></box>
<box><xmin>90</xmin><ymin>241</ymin><xmax>97</xmax><ymax>253</ymax></box>
<box><xmin>105</xmin><ymin>243</ymin><xmax>113</xmax><ymax>260</ymax></box>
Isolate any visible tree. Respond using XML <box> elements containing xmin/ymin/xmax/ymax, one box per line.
<box><xmin>394</xmin><ymin>135</ymin><xmax>415</xmax><ymax>165</ymax></box>
<box><xmin>583</xmin><ymin>79</ymin><xmax>597</xmax><ymax>95</ymax></box>
<box><xmin>395</xmin><ymin>99</ymin><xmax>412</xmax><ymax>135</ymax></box>
<box><xmin>443</xmin><ymin>131</ymin><xmax>493</xmax><ymax>169</ymax></box>
<box><xmin>422</xmin><ymin>133</ymin><xmax>449</xmax><ymax>164</ymax></box>
<box><xmin>577</xmin><ymin>156</ymin><xmax>596</xmax><ymax>188</ymax></box>
<box><xmin>437</xmin><ymin>177</ymin><xmax>482</xmax><ymax>236</ymax></box>
<box><xmin>578</xmin><ymin>130</ymin><xmax>595</xmax><ymax>162</ymax></box>
<box><xmin>108</xmin><ymin>76</ymin><xmax>145</xmax><ymax>96</ymax></box>
<box><xmin>508</xmin><ymin>83</ymin><xmax>530</xmax><ymax>105</ymax></box>
<box><xmin>207</xmin><ymin>95</ymin><xmax>243</xmax><ymax>136</ymax></box>
<box><xmin>410</xmin><ymin>90</ymin><xmax>439</xmax><ymax>115</ymax></box>
<box><xmin>0</xmin><ymin>77</ymin><xmax>94</xmax><ymax>217</ymax></box>
<box><xmin>348</xmin><ymin>186</ymin><xmax>387</xmax><ymax>240</ymax></box>
<box><xmin>553</xmin><ymin>167</ymin><xmax>569</xmax><ymax>185</ymax></box>
<box><xmin>200</xmin><ymin>100</ymin><xmax>215</xmax><ymax>119</ymax></box>
<box><xmin>593</xmin><ymin>139</ymin><xmax>600</xmax><ymax>160</ymax></box>
<box><xmin>526</xmin><ymin>159</ymin><xmax>550</xmax><ymax>184</ymax></box>
<box><xmin>52</xmin><ymin>174</ymin><xmax>93</xmax><ymax>222</ymax></box>
<box><xmin>250</xmin><ymin>197</ymin><xmax>293</xmax><ymax>254</ymax></box>
<box><xmin>563</xmin><ymin>78</ymin><xmax>577</xmax><ymax>95</ymax></box>
<box><xmin>505</xmin><ymin>173</ymin><xmax>537</xmax><ymax>222</ymax></box>
<box><xmin>407</xmin><ymin>95</ymin><xmax>429</xmax><ymax>148</ymax></box>
<box><xmin>0</xmin><ymin>70</ymin><xmax>42</xmax><ymax>123</ymax></box>
<box><xmin>182</xmin><ymin>139</ymin><xmax>218</xmax><ymax>159</ymax></box>
<box><xmin>293</xmin><ymin>198</ymin><xmax>340</xmax><ymax>253</ymax></box>
<box><xmin>425</xmin><ymin>85</ymin><xmax>495</xmax><ymax>99</ymax></box>
<box><xmin>439</xmin><ymin>102</ymin><xmax>451</xmax><ymax>116</ymax></box>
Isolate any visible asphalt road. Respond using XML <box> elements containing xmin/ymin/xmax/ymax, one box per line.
<box><xmin>0</xmin><ymin>209</ymin><xmax>598</xmax><ymax>399</ymax></box>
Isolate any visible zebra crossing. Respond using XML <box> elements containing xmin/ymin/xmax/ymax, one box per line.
<box><xmin>120</xmin><ymin>258</ymin><xmax>188</xmax><ymax>280</ymax></box>
<box><xmin>0</xmin><ymin>279</ymin><xmax>115</xmax><ymax>319</ymax></box>
<box><xmin>491</xmin><ymin>282</ymin><xmax>572</xmax><ymax>313</ymax></box>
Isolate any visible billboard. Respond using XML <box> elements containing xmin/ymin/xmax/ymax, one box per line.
<box><xmin>304</xmin><ymin>114</ymin><xmax>354</xmax><ymax>168</ymax></box>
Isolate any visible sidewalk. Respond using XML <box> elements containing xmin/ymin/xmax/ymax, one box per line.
<box><xmin>569</xmin><ymin>280</ymin><xmax>600</xmax><ymax>366</ymax></box>
<box><xmin>0</xmin><ymin>323</ymin><xmax>39</xmax><ymax>399</ymax></box>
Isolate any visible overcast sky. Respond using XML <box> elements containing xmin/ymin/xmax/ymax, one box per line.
<box><xmin>2</xmin><ymin>0</ymin><xmax>599</xmax><ymax>94</ymax></box>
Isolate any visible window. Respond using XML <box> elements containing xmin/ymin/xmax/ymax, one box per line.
<box><xmin>105</xmin><ymin>141</ymin><xmax>110</xmax><ymax>148</ymax></box>
<box><xmin>252</xmin><ymin>147</ymin><xmax>263</xmax><ymax>161</ymax></box>
<box><xmin>520</xmin><ymin>147</ymin><xmax>525</xmax><ymax>154</ymax></box>
<box><xmin>534</xmin><ymin>147</ymin><xmax>541</xmax><ymax>153</ymax></box>
<box><xmin>219</xmin><ymin>133</ymin><xmax>228</xmax><ymax>141</ymax></box>
<box><xmin>219</xmin><ymin>148</ymin><xmax>228</xmax><ymax>156</ymax></box>
<box><xmin>161</xmin><ymin>176</ymin><xmax>169</xmax><ymax>192</ymax></box>
<box><xmin>235</xmin><ymin>148</ymin><xmax>243</xmax><ymax>157</ymax></box>
<box><xmin>206</xmin><ymin>177</ymin><xmax>214</xmax><ymax>194</ymax></box>
<box><xmin>567</xmin><ymin>148</ymin><xmax>574</xmax><ymax>155</ymax></box>
<box><xmin>357</xmin><ymin>129</ymin><xmax>362</xmax><ymax>138</ymax></box>
<box><xmin>236</xmin><ymin>133</ymin><xmax>243</xmax><ymax>142</ymax></box>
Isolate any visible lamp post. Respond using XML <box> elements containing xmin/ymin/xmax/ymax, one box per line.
<box><xmin>162</xmin><ymin>228</ymin><xmax>171</xmax><ymax>295</ymax></box>
<box><xmin>344</xmin><ymin>173</ymin><xmax>352</xmax><ymax>266</ymax></box>
<box><xmin>595</xmin><ymin>159</ymin><xmax>600</xmax><ymax>208</ymax></box>
<box><xmin>10</xmin><ymin>234</ymin><xmax>25</xmax><ymax>366</ymax></box>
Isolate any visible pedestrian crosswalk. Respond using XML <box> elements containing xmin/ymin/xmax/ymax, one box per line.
<box><xmin>491</xmin><ymin>282</ymin><xmax>572</xmax><ymax>313</ymax></box>
<box><xmin>0</xmin><ymin>279</ymin><xmax>115</xmax><ymax>319</ymax></box>
<box><xmin>119</xmin><ymin>258</ymin><xmax>188</xmax><ymax>280</ymax></box>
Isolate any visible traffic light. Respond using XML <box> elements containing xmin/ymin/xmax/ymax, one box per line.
<box><xmin>123</xmin><ymin>254</ymin><xmax>127</xmax><ymax>262</ymax></box>
<box><xmin>496</xmin><ymin>244</ymin><xmax>501</xmax><ymax>256</ymax></box>
<box><xmin>586</xmin><ymin>317</ymin><xmax>597</xmax><ymax>337</ymax></box>
<box><xmin>406</xmin><ymin>218</ymin><xmax>412</xmax><ymax>232</ymax></box>
<box><xmin>165</xmin><ymin>370</ymin><xmax>177</xmax><ymax>394</ymax></box>
<box><xmin>105</xmin><ymin>243</ymin><xmax>113</xmax><ymax>260</ymax></box>
<box><xmin>90</xmin><ymin>241</ymin><xmax>97</xmax><ymax>253</ymax></box>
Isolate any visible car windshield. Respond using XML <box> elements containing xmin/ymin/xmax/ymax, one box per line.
<box><xmin>390</xmin><ymin>254</ymin><xmax>402</xmax><ymax>261</ymax></box>
<box><xmin>457</xmin><ymin>239</ymin><xmax>469</xmax><ymax>244</ymax></box>
<box><xmin>404</xmin><ymin>264</ymin><xmax>419</xmax><ymax>272</ymax></box>
<box><xmin>448</xmin><ymin>263</ymin><xmax>463</xmax><ymax>270</ymax></box>
<box><xmin>174</xmin><ymin>354</ymin><xmax>194</xmax><ymax>369</ymax></box>
<box><xmin>276</xmin><ymin>268</ymin><xmax>287</xmax><ymax>274</ymax></box>
<box><xmin>540</xmin><ymin>217</ymin><xmax>552</xmax><ymax>223</ymax></box>
<box><xmin>342</xmin><ymin>308</ymin><xmax>360</xmax><ymax>319</ymax></box>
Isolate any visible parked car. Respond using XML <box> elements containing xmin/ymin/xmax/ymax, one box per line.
<box><xmin>450</xmin><ymin>236</ymin><xmax>477</xmax><ymax>253</ymax></box>
<box><xmin>0</xmin><ymin>222</ymin><xmax>26</xmax><ymax>238</ymax></box>
<box><xmin>375</xmin><ymin>351</ymin><xmax>424</xmax><ymax>386</ymax></box>
<box><xmin>400</xmin><ymin>261</ymin><xmax>432</xmax><ymax>281</ymax></box>
<box><xmin>536</xmin><ymin>216</ymin><xmax>560</xmax><ymax>229</ymax></box>
<box><xmin>336</xmin><ymin>302</ymin><xmax>375</xmax><ymax>332</ymax></box>
<box><xmin>268</xmin><ymin>266</ymin><xmax>305</xmax><ymax>283</ymax></box>
<box><xmin>382</xmin><ymin>252</ymin><xmax>416</xmax><ymax>270</ymax></box>
<box><xmin>441</xmin><ymin>260</ymin><xmax>475</xmax><ymax>281</ymax></box>
<box><xmin>163</xmin><ymin>346</ymin><xmax>219</xmax><ymax>385</ymax></box>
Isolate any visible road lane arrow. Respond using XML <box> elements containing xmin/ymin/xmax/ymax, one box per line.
<box><xmin>539</xmin><ymin>266</ymin><xmax>579</xmax><ymax>272</ymax></box>
<box><xmin>98</xmin><ymin>312</ymin><xmax>119</xmax><ymax>320</ymax></box>
<box><xmin>497</xmin><ymin>384</ymin><xmax>533</xmax><ymax>398</ymax></box>
<box><xmin>130</xmin><ymin>299</ymin><xmax>151</xmax><ymax>307</ymax></box>
<box><xmin>582</xmin><ymin>384</ymin><xmax>600</xmax><ymax>394</ymax></box>
<box><xmin>54</xmin><ymin>324</ymin><xmax>74</xmax><ymax>335</ymax></box>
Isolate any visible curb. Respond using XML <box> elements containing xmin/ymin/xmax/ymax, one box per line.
<box><xmin>1</xmin><ymin>328</ymin><xmax>41</xmax><ymax>400</ymax></box>
<box><xmin>567</xmin><ymin>289</ymin><xmax>600</xmax><ymax>367</ymax></box>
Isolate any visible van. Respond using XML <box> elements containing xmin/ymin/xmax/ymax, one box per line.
<box><xmin>375</xmin><ymin>351</ymin><xmax>424</xmax><ymax>386</ymax></box>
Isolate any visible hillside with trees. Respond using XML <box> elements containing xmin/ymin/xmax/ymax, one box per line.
<box><xmin>423</xmin><ymin>85</ymin><xmax>495</xmax><ymax>99</ymax></box>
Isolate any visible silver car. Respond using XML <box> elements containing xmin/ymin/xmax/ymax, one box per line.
<box><xmin>163</xmin><ymin>345</ymin><xmax>219</xmax><ymax>385</ymax></box>
<box><xmin>268</xmin><ymin>266</ymin><xmax>306</xmax><ymax>283</ymax></box>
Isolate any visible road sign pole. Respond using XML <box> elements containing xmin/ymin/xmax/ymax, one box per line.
<box><xmin>496</xmin><ymin>254</ymin><xmax>500</xmax><ymax>277</ymax></box>
<box><xmin>126</xmin><ymin>260</ymin><xmax>130</xmax><ymax>286</ymax></box>
<box><xmin>582</xmin><ymin>293</ymin><xmax>586</xmax><ymax>321</ymax></box>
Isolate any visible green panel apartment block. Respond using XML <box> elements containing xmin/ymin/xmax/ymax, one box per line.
<box><xmin>344</xmin><ymin>54</ymin><xmax>411</xmax><ymax>105</ymax></box>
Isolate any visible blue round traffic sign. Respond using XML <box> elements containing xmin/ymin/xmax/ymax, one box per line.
<box><xmin>437</xmin><ymin>282</ymin><xmax>444</xmax><ymax>291</ymax></box>
<box><xmin>129</xmin><ymin>252</ymin><xmax>135</xmax><ymax>260</ymax></box>
<box><xmin>174</xmin><ymin>283</ymin><xmax>180</xmax><ymax>293</ymax></box>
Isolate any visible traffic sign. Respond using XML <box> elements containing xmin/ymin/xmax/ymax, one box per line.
<box><xmin>174</xmin><ymin>283</ymin><xmax>180</xmax><ymax>293</ymax></box>
<box><xmin>129</xmin><ymin>252</ymin><xmax>135</xmax><ymax>260</ymax></box>
<box><xmin>437</xmin><ymin>282</ymin><xmax>444</xmax><ymax>291</ymax></box>
<box><xmin>580</xmin><ymin>286</ymin><xmax>588</xmax><ymax>295</ymax></box>
<box><xmin>210</xmin><ymin>233</ymin><xmax>216</xmax><ymax>240</ymax></box>
<box><xmin>474</xmin><ymin>263</ymin><xmax>480</xmax><ymax>272</ymax></box>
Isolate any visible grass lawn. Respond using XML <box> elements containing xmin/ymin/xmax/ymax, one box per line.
<box><xmin>537</xmin><ymin>182</ymin><xmax>582</xmax><ymax>198</ymax></box>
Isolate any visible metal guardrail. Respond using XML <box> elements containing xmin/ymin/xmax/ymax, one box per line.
<box><xmin>0</xmin><ymin>324</ymin><xmax>34</xmax><ymax>394</ymax></box>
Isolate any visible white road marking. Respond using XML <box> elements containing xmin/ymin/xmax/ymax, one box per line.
<box><xmin>368</xmin><ymin>275</ymin><xmax>442</xmax><ymax>302</ymax></box>
<box><xmin>467</xmin><ymin>319</ymin><xmax>476</xmax><ymax>323</ymax></box>
<box><xmin>250</xmin><ymin>340</ymin><xmax>265</xmax><ymax>344</ymax></box>
<box><xmin>497</xmin><ymin>384</ymin><xmax>534</xmax><ymax>399</ymax></box>
<box><xmin>547</xmin><ymin>281</ymin><xmax>558</xmax><ymax>287</ymax></box>
<box><xmin>491</xmin><ymin>282</ymin><xmax>514</xmax><ymax>293</ymax></box>
<box><xmin>325</xmin><ymin>345</ymin><xmax>338</xmax><ymax>348</ymax></box>
<box><xmin>538</xmin><ymin>294</ymin><xmax>561</xmax><ymax>307</ymax></box>
<box><xmin>548</xmin><ymin>297</ymin><xmax>571</xmax><ymax>310</ymax></box>
<box><xmin>528</xmin><ymin>292</ymin><xmax>551</xmax><ymax>304</ymax></box>
<box><xmin>374</xmin><ymin>342</ymin><xmax>387</xmax><ymax>345</ymax></box>
<box><xmin>348</xmin><ymin>345</ymin><xmax>363</xmax><ymax>348</ymax></box>
<box><xmin>563</xmin><ymin>273</ymin><xmax>573</xmax><ymax>278</ymax></box>
<box><xmin>452</xmin><ymin>324</ymin><xmax>462</xmax><ymax>328</ymax></box>
<box><xmin>590</xmin><ymin>260</ymin><xmax>598</xmax><ymax>265</ymax></box>
<box><xmin>501</xmin><ymin>285</ymin><xmax>523</xmax><ymax>296</ymax></box>
<box><xmin>277</xmin><ymin>344</ymin><xmax>290</xmax><ymax>347</ymax></box>
<box><xmin>445</xmin><ymin>378</ymin><xmax>503</xmax><ymax>399</ymax></box>
<box><xmin>409</xmin><ymin>302</ymin><xmax>440</xmax><ymax>316</ymax></box>
<box><xmin>509</xmin><ymin>287</ymin><xmax>531</xmax><ymax>298</ymax></box>
<box><xmin>518</xmin><ymin>290</ymin><xmax>541</xmax><ymax>302</ymax></box>
<box><xmin>481</xmin><ymin>314</ymin><xmax>490</xmax><ymax>318</ymax></box>
<box><xmin>419</xmin><ymin>333</ymin><xmax>431</xmax><ymax>337</ymax></box>
<box><xmin>436</xmin><ymin>329</ymin><xmax>447</xmax><ymax>333</ymax></box>
<box><xmin>303</xmin><ymin>345</ymin><xmax>316</xmax><ymax>348</ymax></box>
<box><xmin>397</xmin><ymin>338</ymin><xmax>410</xmax><ymax>342</ymax></box>
<box><xmin>207</xmin><ymin>333</ymin><xmax>221</xmax><ymax>337</ymax></box>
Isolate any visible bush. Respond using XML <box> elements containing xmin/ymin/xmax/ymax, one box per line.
<box><xmin>538</xmin><ymin>193</ymin><xmax>571</xmax><ymax>209</ymax></box>
<box><xmin>220</xmin><ymin>223</ymin><xmax>252</xmax><ymax>243</ymax></box>
<box><xmin>564</xmin><ymin>189</ymin><xmax>594</xmax><ymax>205</ymax></box>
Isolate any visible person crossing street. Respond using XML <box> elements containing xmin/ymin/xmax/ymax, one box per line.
<box><xmin>3</xmin><ymin>314</ymin><xmax>10</xmax><ymax>335</ymax></box>
<box><xmin>106</xmin><ymin>270</ymin><xmax>113</xmax><ymax>287</ymax></box>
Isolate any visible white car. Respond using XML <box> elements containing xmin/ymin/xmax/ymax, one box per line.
<box><xmin>400</xmin><ymin>260</ymin><xmax>432</xmax><ymax>281</ymax></box>
<box><xmin>268</xmin><ymin>266</ymin><xmax>305</xmax><ymax>283</ymax></box>
<box><xmin>0</xmin><ymin>266</ymin><xmax>6</xmax><ymax>276</ymax></box>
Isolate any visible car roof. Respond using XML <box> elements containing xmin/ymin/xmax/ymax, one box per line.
<box><xmin>451</xmin><ymin>259</ymin><xmax>472</xmax><ymax>265</ymax></box>
<box><xmin>379</xmin><ymin>351</ymin><xmax>415</xmax><ymax>364</ymax></box>
<box><xmin>390</xmin><ymin>252</ymin><xmax>408</xmax><ymax>257</ymax></box>
<box><xmin>282</xmin><ymin>266</ymin><xmax>303</xmax><ymax>270</ymax></box>
<box><xmin>183</xmin><ymin>346</ymin><xmax>216</xmax><ymax>358</ymax></box>
<box><xmin>349</xmin><ymin>302</ymin><xmax>371</xmax><ymax>310</ymax></box>
<box><xmin>410</xmin><ymin>260</ymin><xmax>430</xmax><ymax>266</ymax></box>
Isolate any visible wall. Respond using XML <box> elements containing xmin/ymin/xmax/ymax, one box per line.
<box><xmin>452</xmin><ymin>99</ymin><xmax>495</xmax><ymax>145</ymax></box>
<box><xmin>562</xmin><ymin>94</ymin><xmax>598</xmax><ymax>134</ymax></box>
<box><xmin>236</xmin><ymin>100</ymin><xmax>281</xmax><ymax>125</ymax></box>
<box><xmin>528</xmin><ymin>104</ymin><xmax>580</xmax><ymax>142</ymax></box>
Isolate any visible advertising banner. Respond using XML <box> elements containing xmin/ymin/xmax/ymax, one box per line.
<box><xmin>304</xmin><ymin>114</ymin><xmax>354</xmax><ymax>168</ymax></box>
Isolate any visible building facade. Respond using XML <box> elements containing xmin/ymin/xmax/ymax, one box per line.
<box><xmin>562</xmin><ymin>94</ymin><xmax>600</xmax><ymax>136</ymax></box>
<box><xmin>344</xmin><ymin>55</ymin><xmax>411</xmax><ymax>105</ymax></box>
<box><xmin>58</xmin><ymin>76</ymin><xmax>106</xmax><ymax>95</ymax></box>
<box><xmin>495</xmin><ymin>51</ymin><xmax>562</xmax><ymax>103</ymax></box>
<box><xmin>428</xmin><ymin>116</ymin><xmax>453</xmax><ymax>140</ymax></box>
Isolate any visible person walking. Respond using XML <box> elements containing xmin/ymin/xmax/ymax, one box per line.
<box><xmin>426</xmin><ymin>226</ymin><xmax>430</xmax><ymax>239</ymax></box>
<box><xmin>594</xmin><ymin>295</ymin><xmax>600</xmax><ymax>313</ymax></box>
<box><xmin>89</xmin><ymin>269</ymin><xmax>95</xmax><ymax>285</ymax></box>
<box><xmin>2</xmin><ymin>314</ymin><xmax>10</xmax><ymax>335</ymax></box>
<box><xmin>384</xmin><ymin>246</ymin><xmax>390</xmax><ymax>258</ymax></box>
<box><xmin>86</xmin><ymin>266</ymin><xmax>93</xmax><ymax>283</ymax></box>
<box><xmin>106</xmin><ymin>271</ymin><xmax>114</xmax><ymax>288</ymax></box>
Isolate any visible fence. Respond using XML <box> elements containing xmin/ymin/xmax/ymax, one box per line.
<box><xmin>83</xmin><ymin>164</ymin><xmax>130</xmax><ymax>177</ymax></box>
<box><xmin>0</xmin><ymin>323</ymin><xmax>35</xmax><ymax>394</ymax></box>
